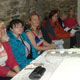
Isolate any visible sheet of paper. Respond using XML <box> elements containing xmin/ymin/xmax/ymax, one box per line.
<box><xmin>70</xmin><ymin>29</ymin><xmax>77</xmax><ymax>34</ymax></box>
<box><xmin>64</xmin><ymin>27</ymin><xmax>70</xmax><ymax>31</ymax></box>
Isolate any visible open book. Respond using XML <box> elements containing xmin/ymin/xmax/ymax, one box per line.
<box><xmin>64</xmin><ymin>27</ymin><xmax>78</xmax><ymax>34</ymax></box>
<box><xmin>70</xmin><ymin>29</ymin><xmax>78</xmax><ymax>34</ymax></box>
<box><xmin>64</xmin><ymin>27</ymin><xmax>71</xmax><ymax>31</ymax></box>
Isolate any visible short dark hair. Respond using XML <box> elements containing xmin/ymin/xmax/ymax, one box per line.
<box><xmin>49</xmin><ymin>9</ymin><xmax>59</xmax><ymax>18</ymax></box>
<box><xmin>7</xmin><ymin>19</ymin><xmax>24</xmax><ymax>30</ymax></box>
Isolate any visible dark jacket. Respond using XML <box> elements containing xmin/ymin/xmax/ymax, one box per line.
<box><xmin>41</xmin><ymin>18</ymin><xmax>70</xmax><ymax>41</ymax></box>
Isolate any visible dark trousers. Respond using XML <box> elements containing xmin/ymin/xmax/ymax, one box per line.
<box><xmin>0</xmin><ymin>77</ymin><xmax>11</xmax><ymax>80</ymax></box>
<box><xmin>70</xmin><ymin>36</ymin><xmax>77</xmax><ymax>48</ymax></box>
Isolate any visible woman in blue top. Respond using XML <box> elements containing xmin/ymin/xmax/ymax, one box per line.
<box><xmin>7</xmin><ymin>19</ymin><xmax>38</xmax><ymax>70</ymax></box>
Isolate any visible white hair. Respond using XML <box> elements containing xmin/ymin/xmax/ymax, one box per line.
<box><xmin>0</xmin><ymin>21</ymin><xmax>9</xmax><ymax>42</ymax></box>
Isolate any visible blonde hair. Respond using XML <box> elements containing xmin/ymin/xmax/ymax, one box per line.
<box><xmin>28</xmin><ymin>11</ymin><xmax>40</xmax><ymax>31</ymax></box>
<box><xmin>0</xmin><ymin>21</ymin><xmax>9</xmax><ymax>42</ymax></box>
<box><xmin>29</xmin><ymin>11</ymin><xmax>40</xmax><ymax>21</ymax></box>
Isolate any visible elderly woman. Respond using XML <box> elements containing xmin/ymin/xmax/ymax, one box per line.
<box><xmin>0</xmin><ymin>21</ymin><xmax>20</xmax><ymax>80</ymax></box>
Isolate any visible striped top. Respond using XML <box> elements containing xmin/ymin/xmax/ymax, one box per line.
<box><xmin>0</xmin><ymin>45</ymin><xmax>8</xmax><ymax>66</ymax></box>
<box><xmin>26</xmin><ymin>29</ymin><xmax>44</xmax><ymax>47</ymax></box>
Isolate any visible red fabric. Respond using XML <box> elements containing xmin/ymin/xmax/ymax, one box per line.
<box><xmin>0</xmin><ymin>42</ymin><xmax>18</xmax><ymax>77</ymax></box>
<box><xmin>39</xmin><ymin>43</ymin><xmax>44</xmax><ymax>47</ymax></box>
<box><xmin>64</xmin><ymin>16</ymin><xmax>79</xmax><ymax>28</ymax></box>
<box><xmin>42</xmin><ymin>20</ymin><xmax>46</xmax><ymax>28</ymax></box>
<box><xmin>42</xmin><ymin>19</ymin><xmax>70</xmax><ymax>40</ymax></box>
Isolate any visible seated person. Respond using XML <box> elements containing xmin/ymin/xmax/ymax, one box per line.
<box><xmin>64</xmin><ymin>8</ymin><xmax>79</xmax><ymax>29</ymax></box>
<box><xmin>25</xmin><ymin>12</ymin><xmax>55</xmax><ymax>53</ymax></box>
<box><xmin>58</xmin><ymin>12</ymin><xmax>77</xmax><ymax>33</ymax></box>
<box><xmin>41</xmin><ymin>9</ymin><xmax>74</xmax><ymax>49</ymax></box>
<box><xmin>0</xmin><ymin>21</ymin><xmax>20</xmax><ymax>80</ymax></box>
<box><xmin>7</xmin><ymin>19</ymin><xmax>39</xmax><ymax>70</ymax></box>
<box><xmin>58</xmin><ymin>12</ymin><xmax>69</xmax><ymax>29</ymax></box>
<box><xmin>64</xmin><ymin>8</ymin><xmax>79</xmax><ymax>48</ymax></box>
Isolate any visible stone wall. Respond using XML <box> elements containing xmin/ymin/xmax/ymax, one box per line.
<box><xmin>0</xmin><ymin>0</ymin><xmax>77</xmax><ymax>25</ymax></box>
<box><xmin>0</xmin><ymin>0</ymin><xmax>29</xmax><ymax>25</ymax></box>
<box><xmin>77</xmin><ymin>0</ymin><xmax>80</xmax><ymax>24</ymax></box>
<box><xmin>36</xmin><ymin>0</ymin><xmax>77</xmax><ymax>19</ymax></box>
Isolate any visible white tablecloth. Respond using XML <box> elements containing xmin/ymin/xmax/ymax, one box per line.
<box><xmin>11</xmin><ymin>49</ymin><xmax>80</xmax><ymax>80</ymax></box>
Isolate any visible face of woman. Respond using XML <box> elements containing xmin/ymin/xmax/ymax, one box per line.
<box><xmin>30</xmin><ymin>15</ymin><xmax>40</xmax><ymax>28</ymax></box>
<box><xmin>61</xmin><ymin>14</ymin><xmax>67</xmax><ymax>20</ymax></box>
<box><xmin>11</xmin><ymin>23</ymin><xmax>24</xmax><ymax>36</ymax></box>
<box><xmin>52</xmin><ymin>13</ymin><xmax>58</xmax><ymax>22</ymax></box>
<box><xmin>69</xmin><ymin>10</ymin><xmax>75</xmax><ymax>16</ymax></box>
<box><xmin>0</xmin><ymin>23</ymin><xmax>5</xmax><ymax>40</ymax></box>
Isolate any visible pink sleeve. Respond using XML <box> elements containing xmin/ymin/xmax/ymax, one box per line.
<box><xmin>0</xmin><ymin>66</ymin><xmax>9</xmax><ymax>77</ymax></box>
<box><xmin>3</xmin><ymin>42</ymin><xmax>18</xmax><ymax>69</ymax></box>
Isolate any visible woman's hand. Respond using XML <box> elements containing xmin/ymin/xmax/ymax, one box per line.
<box><xmin>70</xmin><ymin>33</ymin><xmax>75</xmax><ymax>37</ymax></box>
<box><xmin>7</xmin><ymin>70</ymin><xmax>17</xmax><ymax>77</ymax></box>
<box><xmin>72</xmin><ymin>25</ymin><xmax>76</xmax><ymax>29</ymax></box>
<box><xmin>13</xmin><ymin>65</ymin><xmax>20</xmax><ymax>73</ymax></box>
<box><xmin>43</xmin><ymin>41</ymin><xmax>56</xmax><ymax>49</ymax></box>
<box><xmin>51</xmin><ymin>43</ymin><xmax>56</xmax><ymax>49</ymax></box>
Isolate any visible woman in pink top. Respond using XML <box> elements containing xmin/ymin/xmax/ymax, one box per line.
<box><xmin>65</xmin><ymin>8</ymin><xmax>79</xmax><ymax>29</ymax></box>
<box><xmin>64</xmin><ymin>8</ymin><xmax>79</xmax><ymax>48</ymax></box>
<box><xmin>0</xmin><ymin>21</ymin><xmax>20</xmax><ymax>80</ymax></box>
